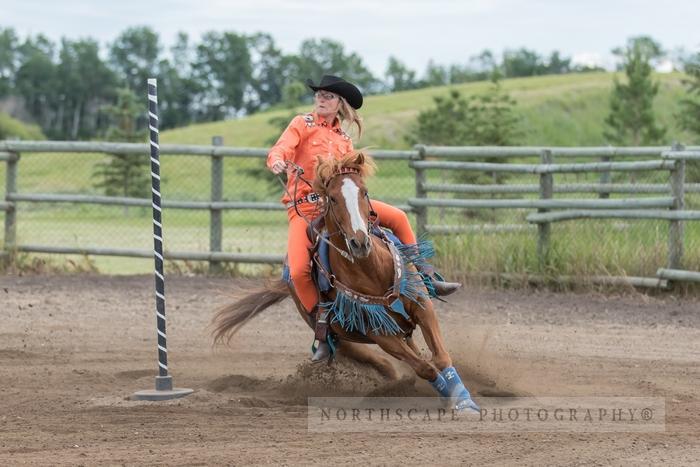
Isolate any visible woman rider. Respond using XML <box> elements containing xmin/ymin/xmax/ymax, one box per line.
<box><xmin>267</xmin><ymin>75</ymin><xmax>460</xmax><ymax>362</ymax></box>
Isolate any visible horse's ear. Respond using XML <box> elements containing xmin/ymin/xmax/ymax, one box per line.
<box><xmin>353</xmin><ymin>151</ymin><xmax>365</xmax><ymax>166</ymax></box>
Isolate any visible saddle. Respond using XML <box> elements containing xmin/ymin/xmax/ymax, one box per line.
<box><xmin>282</xmin><ymin>214</ymin><xmax>440</xmax><ymax>338</ymax></box>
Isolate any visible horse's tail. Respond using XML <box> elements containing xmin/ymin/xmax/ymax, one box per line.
<box><xmin>211</xmin><ymin>279</ymin><xmax>290</xmax><ymax>345</ymax></box>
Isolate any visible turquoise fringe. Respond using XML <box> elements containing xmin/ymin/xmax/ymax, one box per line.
<box><xmin>396</xmin><ymin>238</ymin><xmax>439</xmax><ymax>299</ymax></box>
<box><xmin>321</xmin><ymin>238</ymin><xmax>438</xmax><ymax>336</ymax></box>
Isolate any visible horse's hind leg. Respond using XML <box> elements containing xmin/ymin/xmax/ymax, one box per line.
<box><xmin>371</xmin><ymin>335</ymin><xmax>438</xmax><ymax>382</ymax></box>
<box><xmin>337</xmin><ymin>341</ymin><xmax>399</xmax><ymax>380</ymax></box>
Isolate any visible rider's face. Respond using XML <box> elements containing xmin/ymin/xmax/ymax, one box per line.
<box><xmin>314</xmin><ymin>91</ymin><xmax>341</xmax><ymax>120</ymax></box>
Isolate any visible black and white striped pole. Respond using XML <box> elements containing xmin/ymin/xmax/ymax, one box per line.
<box><xmin>133</xmin><ymin>78</ymin><xmax>193</xmax><ymax>401</ymax></box>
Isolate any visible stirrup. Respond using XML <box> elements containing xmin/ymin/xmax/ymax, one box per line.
<box><xmin>311</xmin><ymin>340</ymin><xmax>331</xmax><ymax>363</ymax></box>
<box><xmin>310</xmin><ymin>306</ymin><xmax>334</xmax><ymax>363</ymax></box>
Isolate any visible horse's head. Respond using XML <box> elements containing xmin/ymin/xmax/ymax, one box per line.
<box><xmin>314</xmin><ymin>151</ymin><xmax>377</xmax><ymax>259</ymax></box>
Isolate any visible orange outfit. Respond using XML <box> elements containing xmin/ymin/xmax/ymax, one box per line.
<box><xmin>268</xmin><ymin>112</ymin><xmax>417</xmax><ymax>313</ymax></box>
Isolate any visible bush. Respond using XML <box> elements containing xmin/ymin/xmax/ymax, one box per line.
<box><xmin>0</xmin><ymin>112</ymin><xmax>45</xmax><ymax>140</ymax></box>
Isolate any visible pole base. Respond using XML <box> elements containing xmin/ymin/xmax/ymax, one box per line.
<box><xmin>131</xmin><ymin>375</ymin><xmax>194</xmax><ymax>401</ymax></box>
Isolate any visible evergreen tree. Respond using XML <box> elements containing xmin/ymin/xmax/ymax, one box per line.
<box><xmin>407</xmin><ymin>89</ymin><xmax>471</xmax><ymax>146</ymax></box>
<box><xmin>93</xmin><ymin>88</ymin><xmax>150</xmax><ymax>208</ymax></box>
<box><xmin>409</xmin><ymin>76</ymin><xmax>520</xmax><ymax>185</ymax></box>
<box><xmin>677</xmin><ymin>52</ymin><xmax>700</xmax><ymax>137</ymax></box>
<box><xmin>466</xmin><ymin>75</ymin><xmax>520</xmax><ymax>148</ymax></box>
<box><xmin>604</xmin><ymin>37</ymin><xmax>666</xmax><ymax>145</ymax></box>
<box><xmin>677</xmin><ymin>52</ymin><xmax>700</xmax><ymax>181</ymax></box>
<box><xmin>409</xmin><ymin>77</ymin><xmax>519</xmax><ymax>148</ymax></box>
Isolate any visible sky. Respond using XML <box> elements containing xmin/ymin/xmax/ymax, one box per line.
<box><xmin>3</xmin><ymin>0</ymin><xmax>700</xmax><ymax>76</ymax></box>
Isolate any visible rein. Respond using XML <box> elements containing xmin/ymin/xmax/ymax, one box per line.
<box><xmin>277</xmin><ymin>163</ymin><xmax>355</xmax><ymax>263</ymax></box>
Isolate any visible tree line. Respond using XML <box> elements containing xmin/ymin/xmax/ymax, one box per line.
<box><xmin>411</xmin><ymin>36</ymin><xmax>700</xmax><ymax>184</ymax></box>
<box><xmin>0</xmin><ymin>25</ymin><xmax>605</xmax><ymax>140</ymax></box>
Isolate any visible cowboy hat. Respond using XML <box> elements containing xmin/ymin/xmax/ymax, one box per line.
<box><xmin>306</xmin><ymin>75</ymin><xmax>363</xmax><ymax>109</ymax></box>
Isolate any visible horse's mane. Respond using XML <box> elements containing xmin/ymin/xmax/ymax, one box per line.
<box><xmin>313</xmin><ymin>150</ymin><xmax>377</xmax><ymax>194</ymax></box>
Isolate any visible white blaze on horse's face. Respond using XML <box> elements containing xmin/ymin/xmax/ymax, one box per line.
<box><xmin>341</xmin><ymin>178</ymin><xmax>368</xmax><ymax>236</ymax></box>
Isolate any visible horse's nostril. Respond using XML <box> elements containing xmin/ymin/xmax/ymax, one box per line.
<box><xmin>350</xmin><ymin>238</ymin><xmax>360</xmax><ymax>249</ymax></box>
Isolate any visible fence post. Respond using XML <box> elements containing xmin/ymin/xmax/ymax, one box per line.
<box><xmin>668</xmin><ymin>142</ymin><xmax>685</xmax><ymax>270</ymax></box>
<box><xmin>599</xmin><ymin>154</ymin><xmax>611</xmax><ymax>199</ymax></box>
<box><xmin>209</xmin><ymin>136</ymin><xmax>224</xmax><ymax>274</ymax></box>
<box><xmin>537</xmin><ymin>149</ymin><xmax>553</xmax><ymax>265</ymax></box>
<box><xmin>3</xmin><ymin>152</ymin><xmax>19</xmax><ymax>267</ymax></box>
<box><xmin>413</xmin><ymin>145</ymin><xmax>428</xmax><ymax>237</ymax></box>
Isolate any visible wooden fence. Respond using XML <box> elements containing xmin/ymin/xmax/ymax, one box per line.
<box><xmin>0</xmin><ymin>140</ymin><xmax>413</xmax><ymax>266</ymax></box>
<box><xmin>410</xmin><ymin>144</ymin><xmax>700</xmax><ymax>286</ymax></box>
<box><xmin>2</xmin><ymin>140</ymin><xmax>700</xmax><ymax>285</ymax></box>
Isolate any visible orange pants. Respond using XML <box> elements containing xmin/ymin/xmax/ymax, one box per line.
<box><xmin>287</xmin><ymin>200</ymin><xmax>417</xmax><ymax>313</ymax></box>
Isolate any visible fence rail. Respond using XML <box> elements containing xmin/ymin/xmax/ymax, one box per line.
<box><xmin>3</xmin><ymin>141</ymin><xmax>700</xmax><ymax>285</ymax></box>
<box><xmin>409</xmin><ymin>159</ymin><xmax>676</xmax><ymax>173</ymax></box>
<box><xmin>0</xmin><ymin>141</ymin><xmax>415</xmax><ymax>160</ymax></box>
<box><xmin>416</xmin><ymin>145</ymin><xmax>700</xmax><ymax>158</ymax></box>
<box><xmin>408</xmin><ymin>197</ymin><xmax>674</xmax><ymax>210</ymax></box>
<box><xmin>422</xmin><ymin>183</ymin><xmax>700</xmax><ymax>194</ymax></box>
<box><xmin>15</xmin><ymin>245</ymin><xmax>283</xmax><ymax>263</ymax></box>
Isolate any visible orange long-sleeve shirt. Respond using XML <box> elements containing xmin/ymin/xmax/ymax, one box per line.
<box><xmin>267</xmin><ymin>112</ymin><xmax>354</xmax><ymax>205</ymax></box>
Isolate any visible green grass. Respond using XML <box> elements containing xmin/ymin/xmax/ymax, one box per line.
<box><xmin>2</xmin><ymin>71</ymin><xmax>700</xmax><ymax>278</ymax></box>
<box><xmin>434</xmin><ymin>219</ymin><xmax>700</xmax><ymax>285</ymax></box>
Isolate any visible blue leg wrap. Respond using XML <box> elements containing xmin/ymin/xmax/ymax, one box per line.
<box><xmin>428</xmin><ymin>373</ymin><xmax>449</xmax><ymax>397</ymax></box>
<box><xmin>440</xmin><ymin>366</ymin><xmax>480</xmax><ymax>412</ymax></box>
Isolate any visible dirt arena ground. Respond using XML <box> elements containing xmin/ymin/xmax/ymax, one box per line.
<box><xmin>1</xmin><ymin>274</ymin><xmax>699</xmax><ymax>466</ymax></box>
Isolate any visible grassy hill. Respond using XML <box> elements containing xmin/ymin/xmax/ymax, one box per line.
<box><xmin>161</xmin><ymin>71</ymin><xmax>698</xmax><ymax>148</ymax></box>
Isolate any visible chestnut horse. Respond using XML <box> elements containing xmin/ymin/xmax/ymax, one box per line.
<box><xmin>211</xmin><ymin>151</ymin><xmax>478</xmax><ymax>411</ymax></box>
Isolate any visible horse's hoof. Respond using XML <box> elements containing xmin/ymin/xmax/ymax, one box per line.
<box><xmin>454</xmin><ymin>397</ymin><xmax>480</xmax><ymax>413</ymax></box>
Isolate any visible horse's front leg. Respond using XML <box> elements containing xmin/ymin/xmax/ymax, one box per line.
<box><xmin>407</xmin><ymin>299</ymin><xmax>479</xmax><ymax>412</ymax></box>
<box><xmin>408</xmin><ymin>299</ymin><xmax>452</xmax><ymax>370</ymax></box>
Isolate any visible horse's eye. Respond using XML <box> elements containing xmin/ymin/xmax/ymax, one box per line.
<box><xmin>329</xmin><ymin>196</ymin><xmax>336</xmax><ymax>204</ymax></box>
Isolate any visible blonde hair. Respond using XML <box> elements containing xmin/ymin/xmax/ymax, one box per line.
<box><xmin>313</xmin><ymin>150</ymin><xmax>376</xmax><ymax>194</ymax></box>
<box><xmin>337</xmin><ymin>97</ymin><xmax>363</xmax><ymax>139</ymax></box>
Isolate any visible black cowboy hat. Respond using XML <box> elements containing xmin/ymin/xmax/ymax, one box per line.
<box><xmin>306</xmin><ymin>75</ymin><xmax>363</xmax><ymax>109</ymax></box>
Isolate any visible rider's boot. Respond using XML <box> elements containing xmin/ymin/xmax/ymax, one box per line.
<box><xmin>311</xmin><ymin>306</ymin><xmax>331</xmax><ymax>363</ymax></box>
<box><xmin>416</xmin><ymin>262</ymin><xmax>461</xmax><ymax>297</ymax></box>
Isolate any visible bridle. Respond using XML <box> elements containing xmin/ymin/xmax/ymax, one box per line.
<box><xmin>278</xmin><ymin>163</ymin><xmax>379</xmax><ymax>263</ymax></box>
<box><xmin>322</xmin><ymin>167</ymin><xmax>380</xmax><ymax>262</ymax></box>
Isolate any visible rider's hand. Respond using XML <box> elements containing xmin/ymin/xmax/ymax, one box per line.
<box><xmin>270</xmin><ymin>159</ymin><xmax>287</xmax><ymax>175</ymax></box>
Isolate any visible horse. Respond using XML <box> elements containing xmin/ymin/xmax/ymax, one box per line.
<box><xmin>211</xmin><ymin>151</ymin><xmax>478</xmax><ymax>411</ymax></box>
